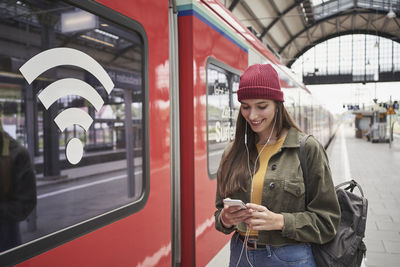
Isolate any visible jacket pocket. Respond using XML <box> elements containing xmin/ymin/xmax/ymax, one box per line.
<box><xmin>281</xmin><ymin>180</ymin><xmax>305</xmax><ymax>212</ymax></box>
<box><xmin>284</xmin><ymin>181</ymin><xmax>305</xmax><ymax>197</ymax></box>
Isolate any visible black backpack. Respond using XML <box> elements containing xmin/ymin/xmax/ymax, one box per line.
<box><xmin>300</xmin><ymin>135</ymin><xmax>368</xmax><ymax>267</ymax></box>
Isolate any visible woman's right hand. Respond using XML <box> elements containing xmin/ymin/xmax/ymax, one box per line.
<box><xmin>220</xmin><ymin>205</ymin><xmax>253</xmax><ymax>228</ymax></box>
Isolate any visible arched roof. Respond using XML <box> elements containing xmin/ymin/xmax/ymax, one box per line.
<box><xmin>220</xmin><ymin>0</ymin><xmax>400</xmax><ymax>67</ymax></box>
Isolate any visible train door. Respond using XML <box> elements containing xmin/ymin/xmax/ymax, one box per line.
<box><xmin>0</xmin><ymin>0</ymin><xmax>172</xmax><ymax>266</ymax></box>
<box><xmin>177</xmin><ymin>1</ymin><xmax>248</xmax><ymax>265</ymax></box>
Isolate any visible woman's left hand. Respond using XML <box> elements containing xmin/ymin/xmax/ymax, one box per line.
<box><xmin>245</xmin><ymin>203</ymin><xmax>284</xmax><ymax>231</ymax></box>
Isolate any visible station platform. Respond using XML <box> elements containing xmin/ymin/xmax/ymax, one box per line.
<box><xmin>207</xmin><ymin>124</ymin><xmax>400</xmax><ymax>267</ymax></box>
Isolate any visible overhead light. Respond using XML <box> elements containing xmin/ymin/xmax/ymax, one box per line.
<box><xmin>387</xmin><ymin>8</ymin><xmax>396</xmax><ymax>19</ymax></box>
<box><xmin>94</xmin><ymin>29</ymin><xmax>119</xmax><ymax>40</ymax></box>
<box><xmin>80</xmin><ymin>35</ymin><xmax>114</xmax><ymax>47</ymax></box>
<box><xmin>61</xmin><ymin>10</ymin><xmax>98</xmax><ymax>33</ymax></box>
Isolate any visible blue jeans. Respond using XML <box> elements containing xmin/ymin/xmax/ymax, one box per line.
<box><xmin>229</xmin><ymin>233</ymin><xmax>316</xmax><ymax>267</ymax></box>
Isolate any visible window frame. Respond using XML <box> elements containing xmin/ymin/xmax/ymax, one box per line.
<box><xmin>205</xmin><ymin>57</ymin><xmax>241</xmax><ymax>180</ymax></box>
<box><xmin>0</xmin><ymin>0</ymin><xmax>149</xmax><ymax>265</ymax></box>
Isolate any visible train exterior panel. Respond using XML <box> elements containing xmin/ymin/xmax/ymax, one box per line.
<box><xmin>21</xmin><ymin>0</ymin><xmax>172</xmax><ymax>265</ymax></box>
<box><xmin>0</xmin><ymin>0</ymin><xmax>336</xmax><ymax>266</ymax></box>
<box><xmin>1</xmin><ymin>0</ymin><xmax>172</xmax><ymax>266</ymax></box>
<box><xmin>178</xmin><ymin>2</ymin><xmax>248</xmax><ymax>266</ymax></box>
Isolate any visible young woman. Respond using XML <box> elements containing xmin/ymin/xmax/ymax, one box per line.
<box><xmin>214</xmin><ymin>64</ymin><xmax>340</xmax><ymax>267</ymax></box>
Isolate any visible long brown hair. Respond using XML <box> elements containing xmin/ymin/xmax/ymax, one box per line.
<box><xmin>217</xmin><ymin>101</ymin><xmax>302</xmax><ymax>197</ymax></box>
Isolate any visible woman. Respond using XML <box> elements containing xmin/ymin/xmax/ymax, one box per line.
<box><xmin>214</xmin><ymin>64</ymin><xmax>340</xmax><ymax>267</ymax></box>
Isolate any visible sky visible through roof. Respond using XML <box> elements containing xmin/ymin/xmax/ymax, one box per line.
<box><xmin>291</xmin><ymin>34</ymin><xmax>400</xmax><ymax>115</ymax></box>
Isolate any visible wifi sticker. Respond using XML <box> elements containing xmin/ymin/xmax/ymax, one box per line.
<box><xmin>20</xmin><ymin>47</ymin><xmax>114</xmax><ymax>165</ymax></box>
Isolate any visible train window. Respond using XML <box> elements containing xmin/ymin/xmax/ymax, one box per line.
<box><xmin>0</xmin><ymin>0</ymin><xmax>148</xmax><ymax>262</ymax></box>
<box><xmin>206</xmin><ymin>59</ymin><xmax>240</xmax><ymax>179</ymax></box>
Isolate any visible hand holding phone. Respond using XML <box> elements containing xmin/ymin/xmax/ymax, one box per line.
<box><xmin>223</xmin><ymin>198</ymin><xmax>247</xmax><ymax>209</ymax></box>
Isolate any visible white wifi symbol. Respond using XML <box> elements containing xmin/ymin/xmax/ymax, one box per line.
<box><xmin>19</xmin><ymin>47</ymin><xmax>114</xmax><ymax>165</ymax></box>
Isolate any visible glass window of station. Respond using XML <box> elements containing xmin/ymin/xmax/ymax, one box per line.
<box><xmin>0</xmin><ymin>0</ymin><xmax>146</xmax><ymax>253</ymax></box>
<box><xmin>206</xmin><ymin>61</ymin><xmax>240</xmax><ymax>179</ymax></box>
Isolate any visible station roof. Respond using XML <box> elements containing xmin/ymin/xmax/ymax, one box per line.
<box><xmin>220</xmin><ymin>0</ymin><xmax>400</xmax><ymax>67</ymax></box>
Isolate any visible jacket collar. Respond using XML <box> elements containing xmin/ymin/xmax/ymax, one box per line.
<box><xmin>281</xmin><ymin>127</ymin><xmax>305</xmax><ymax>148</ymax></box>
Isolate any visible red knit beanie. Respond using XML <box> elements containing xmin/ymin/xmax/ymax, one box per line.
<box><xmin>237</xmin><ymin>64</ymin><xmax>284</xmax><ymax>102</ymax></box>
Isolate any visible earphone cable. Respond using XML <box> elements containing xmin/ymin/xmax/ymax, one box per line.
<box><xmin>249</xmin><ymin>111</ymin><xmax>278</xmax><ymax>193</ymax></box>
<box><xmin>235</xmin><ymin>229</ymin><xmax>254</xmax><ymax>267</ymax></box>
<box><xmin>237</xmin><ymin>110</ymin><xmax>278</xmax><ymax>267</ymax></box>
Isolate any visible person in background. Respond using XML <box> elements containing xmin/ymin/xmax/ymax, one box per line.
<box><xmin>0</xmin><ymin>104</ymin><xmax>37</xmax><ymax>252</ymax></box>
<box><xmin>365</xmin><ymin>123</ymin><xmax>373</xmax><ymax>142</ymax></box>
<box><xmin>214</xmin><ymin>64</ymin><xmax>340</xmax><ymax>267</ymax></box>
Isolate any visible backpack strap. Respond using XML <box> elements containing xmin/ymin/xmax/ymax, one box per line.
<box><xmin>300</xmin><ymin>134</ymin><xmax>311</xmax><ymax>205</ymax></box>
<box><xmin>301</xmin><ymin>135</ymin><xmax>365</xmax><ymax>200</ymax></box>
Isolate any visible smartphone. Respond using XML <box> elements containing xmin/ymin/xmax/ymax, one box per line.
<box><xmin>223</xmin><ymin>198</ymin><xmax>247</xmax><ymax>209</ymax></box>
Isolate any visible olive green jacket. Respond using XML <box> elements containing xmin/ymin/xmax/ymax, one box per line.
<box><xmin>214</xmin><ymin>127</ymin><xmax>340</xmax><ymax>246</ymax></box>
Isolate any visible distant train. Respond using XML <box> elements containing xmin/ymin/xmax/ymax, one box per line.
<box><xmin>0</xmin><ymin>0</ymin><xmax>336</xmax><ymax>266</ymax></box>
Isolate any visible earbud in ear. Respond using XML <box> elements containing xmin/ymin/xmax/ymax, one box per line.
<box><xmin>245</xmin><ymin>122</ymin><xmax>248</xmax><ymax>144</ymax></box>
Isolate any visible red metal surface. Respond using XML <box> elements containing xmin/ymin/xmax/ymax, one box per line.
<box><xmin>178</xmin><ymin>7</ymin><xmax>248</xmax><ymax>265</ymax></box>
<box><xmin>178</xmin><ymin>14</ymin><xmax>196</xmax><ymax>267</ymax></box>
<box><xmin>192</xmin><ymin>17</ymin><xmax>248</xmax><ymax>267</ymax></box>
<box><xmin>193</xmin><ymin>18</ymin><xmax>248</xmax><ymax>266</ymax></box>
<box><xmin>17</xmin><ymin>0</ymin><xmax>172</xmax><ymax>266</ymax></box>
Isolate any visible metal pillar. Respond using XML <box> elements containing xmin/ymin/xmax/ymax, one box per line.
<box><xmin>25</xmin><ymin>85</ymin><xmax>37</xmax><ymax>231</ymax></box>
<box><xmin>40</xmin><ymin>15</ymin><xmax>60</xmax><ymax>176</ymax></box>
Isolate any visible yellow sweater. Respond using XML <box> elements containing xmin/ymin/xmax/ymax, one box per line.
<box><xmin>247</xmin><ymin>137</ymin><xmax>285</xmax><ymax>236</ymax></box>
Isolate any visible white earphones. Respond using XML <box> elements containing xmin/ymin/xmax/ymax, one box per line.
<box><xmin>244</xmin><ymin>108</ymin><xmax>278</xmax><ymax>190</ymax></box>
<box><xmin>238</xmin><ymin>108</ymin><xmax>278</xmax><ymax>267</ymax></box>
<box><xmin>245</xmin><ymin>122</ymin><xmax>247</xmax><ymax>145</ymax></box>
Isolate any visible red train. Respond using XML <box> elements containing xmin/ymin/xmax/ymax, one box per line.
<box><xmin>0</xmin><ymin>0</ymin><xmax>335</xmax><ymax>266</ymax></box>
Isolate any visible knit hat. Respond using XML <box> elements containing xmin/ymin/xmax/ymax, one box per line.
<box><xmin>237</xmin><ymin>64</ymin><xmax>284</xmax><ymax>102</ymax></box>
